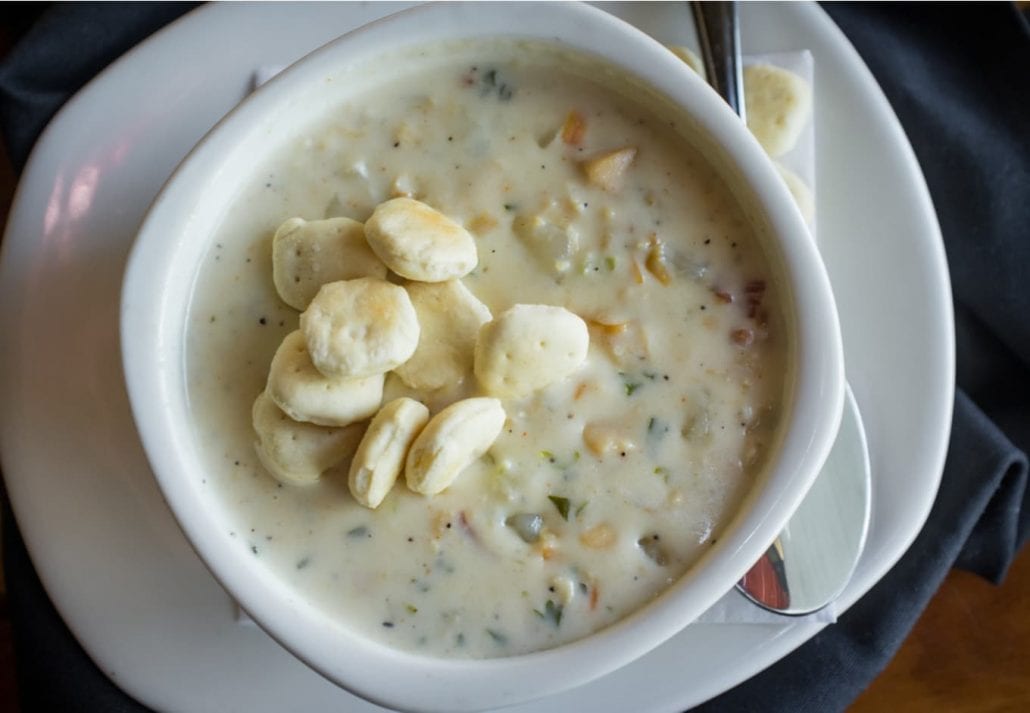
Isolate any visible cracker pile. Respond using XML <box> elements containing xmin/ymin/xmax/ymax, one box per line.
<box><xmin>252</xmin><ymin>198</ymin><xmax>589</xmax><ymax>508</ymax></box>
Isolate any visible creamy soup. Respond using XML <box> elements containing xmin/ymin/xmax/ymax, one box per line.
<box><xmin>186</xmin><ymin>40</ymin><xmax>790</xmax><ymax>658</ymax></box>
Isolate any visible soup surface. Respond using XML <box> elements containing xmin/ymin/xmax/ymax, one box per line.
<box><xmin>186</xmin><ymin>40</ymin><xmax>789</xmax><ymax>658</ymax></box>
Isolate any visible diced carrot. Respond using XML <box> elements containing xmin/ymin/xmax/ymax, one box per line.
<box><xmin>630</xmin><ymin>257</ymin><xmax>645</xmax><ymax>284</ymax></box>
<box><xmin>560</xmin><ymin>110</ymin><xmax>587</xmax><ymax>145</ymax></box>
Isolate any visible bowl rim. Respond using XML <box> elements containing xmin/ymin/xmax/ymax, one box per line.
<box><xmin>121</xmin><ymin>2</ymin><xmax>844</xmax><ymax>711</ymax></box>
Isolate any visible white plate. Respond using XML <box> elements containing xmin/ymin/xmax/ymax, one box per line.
<box><xmin>0</xmin><ymin>3</ymin><xmax>953</xmax><ymax>712</ymax></box>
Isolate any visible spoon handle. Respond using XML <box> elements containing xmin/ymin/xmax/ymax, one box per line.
<box><xmin>690</xmin><ymin>1</ymin><xmax>747</xmax><ymax>122</ymax></box>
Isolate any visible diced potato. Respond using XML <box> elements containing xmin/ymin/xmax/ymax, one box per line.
<box><xmin>644</xmin><ymin>234</ymin><xmax>673</xmax><ymax>285</ymax></box>
<box><xmin>580</xmin><ymin>523</ymin><xmax>617</xmax><ymax>549</ymax></box>
<box><xmin>589</xmin><ymin>319</ymin><xmax>650</xmax><ymax>367</ymax></box>
<box><xmin>550</xmin><ymin>575</ymin><xmax>576</xmax><ymax>604</ymax></box>
<box><xmin>582</xmin><ymin>422</ymin><xmax>638</xmax><ymax>458</ymax></box>
<box><xmin>587</xmin><ymin>319</ymin><xmax>628</xmax><ymax>336</ymax></box>
<box><xmin>390</xmin><ymin>174</ymin><xmax>417</xmax><ymax>198</ymax></box>
<box><xmin>513</xmin><ymin>211</ymin><xmax>581</xmax><ymax>274</ymax></box>
<box><xmin>468</xmin><ymin>212</ymin><xmax>499</xmax><ymax>235</ymax></box>
<box><xmin>534</xmin><ymin>531</ymin><xmax>559</xmax><ymax>560</ymax></box>
<box><xmin>582</xmin><ymin>147</ymin><xmax>637</xmax><ymax>191</ymax></box>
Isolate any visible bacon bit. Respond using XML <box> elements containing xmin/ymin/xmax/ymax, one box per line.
<box><xmin>457</xmin><ymin>511</ymin><xmax>480</xmax><ymax>543</ymax></box>
<box><xmin>731</xmin><ymin>328</ymin><xmax>755</xmax><ymax>348</ymax></box>
<box><xmin>589</xmin><ymin>585</ymin><xmax>600</xmax><ymax>610</ymax></box>
<box><xmin>744</xmin><ymin>279</ymin><xmax>765</xmax><ymax>318</ymax></box>
<box><xmin>745</xmin><ymin>279</ymin><xmax>767</xmax><ymax>295</ymax></box>
<box><xmin>644</xmin><ymin>234</ymin><xmax>672</xmax><ymax>285</ymax></box>
<box><xmin>580</xmin><ymin>523</ymin><xmax>617</xmax><ymax>549</ymax></box>
<box><xmin>560</xmin><ymin>110</ymin><xmax>587</xmax><ymax>145</ymax></box>
<box><xmin>712</xmin><ymin>288</ymin><xmax>733</xmax><ymax>304</ymax></box>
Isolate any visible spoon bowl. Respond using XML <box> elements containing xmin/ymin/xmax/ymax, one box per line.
<box><xmin>737</xmin><ymin>386</ymin><xmax>871</xmax><ymax>614</ymax></box>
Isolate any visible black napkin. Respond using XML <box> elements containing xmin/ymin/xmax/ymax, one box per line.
<box><xmin>0</xmin><ymin>3</ymin><xmax>1026</xmax><ymax>712</ymax></box>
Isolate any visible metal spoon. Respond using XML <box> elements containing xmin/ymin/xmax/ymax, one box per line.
<box><xmin>691</xmin><ymin>1</ymin><xmax>872</xmax><ymax>615</ymax></box>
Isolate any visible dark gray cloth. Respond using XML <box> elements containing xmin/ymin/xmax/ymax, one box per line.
<box><xmin>0</xmin><ymin>3</ymin><xmax>1026</xmax><ymax>712</ymax></box>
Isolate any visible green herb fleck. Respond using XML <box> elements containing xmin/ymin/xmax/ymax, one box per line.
<box><xmin>575</xmin><ymin>500</ymin><xmax>589</xmax><ymax>518</ymax></box>
<box><xmin>620</xmin><ymin>372</ymin><xmax>643</xmax><ymax>396</ymax></box>
<box><xmin>548</xmin><ymin>495</ymin><xmax>571</xmax><ymax>521</ymax></box>
<box><xmin>296</xmin><ymin>557</ymin><xmax>311</xmax><ymax>570</ymax></box>
<box><xmin>503</xmin><ymin>202</ymin><xmax>518</xmax><ymax>212</ymax></box>
<box><xmin>605</xmin><ymin>256</ymin><xmax>617</xmax><ymax>271</ymax></box>
<box><xmin>478</xmin><ymin>68</ymin><xmax>515</xmax><ymax>101</ymax></box>
<box><xmin>455</xmin><ymin>632</ymin><xmax>466</xmax><ymax>647</ymax></box>
<box><xmin>654</xmin><ymin>466</ymin><xmax>668</xmax><ymax>476</ymax></box>
<box><xmin>405</xmin><ymin>604</ymin><xmax>418</xmax><ymax>614</ymax></box>
<box><xmin>647</xmin><ymin>416</ymin><xmax>669</xmax><ymax>440</ymax></box>
<box><xmin>250</xmin><ymin>545</ymin><xmax>258</xmax><ymax>555</ymax></box>
<box><xmin>540</xmin><ymin>450</ymin><xmax>555</xmax><ymax>461</ymax></box>
<box><xmin>486</xmin><ymin>628</ymin><xmax>508</xmax><ymax>645</ymax></box>
<box><xmin>346</xmin><ymin>525</ymin><xmax>369</xmax><ymax>538</ymax></box>
<box><xmin>534</xmin><ymin>599</ymin><xmax>564</xmax><ymax>628</ymax></box>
